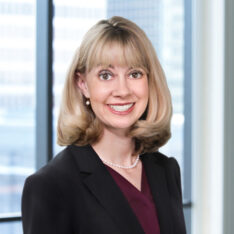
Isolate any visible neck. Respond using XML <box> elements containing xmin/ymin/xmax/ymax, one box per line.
<box><xmin>91</xmin><ymin>127</ymin><xmax>136</xmax><ymax>166</ymax></box>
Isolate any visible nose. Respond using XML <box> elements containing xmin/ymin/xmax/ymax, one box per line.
<box><xmin>112</xmin><ymin>76</ymin><xmax>131</xmax><ymax>97</ymax></box>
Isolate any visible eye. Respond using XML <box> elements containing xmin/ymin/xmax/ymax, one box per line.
<box><xmin>129</xmin><ymin>71</ymin><xmax>143</xmax><ymax>79</ymax></box>
<box><xmin>98</xmin><ymin>71</ymin><xmax>113</xmax><ymax>80</ymax></box>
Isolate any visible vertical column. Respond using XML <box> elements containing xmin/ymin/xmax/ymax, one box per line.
<box><xmin>183</xmin><ymin>0</ymin><xmax>192</xmax><ymax>233</ymax></box>
<box><xmin>192</xmin><ymin>0</ymin><xmax>224</xmax><ymax>233</ymax></box>
<box><xmin>36</xmin><ymin>0</ymin><xmax>53</xmax><ymax>169</ymax></box>
<box><xmin>223</xmin><ymin>0</ymin><xmax>234</xmax><ymax>233</ymax></box>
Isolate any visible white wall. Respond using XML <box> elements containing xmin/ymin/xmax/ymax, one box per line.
<box><xmin>192</xmin><ymin>0</ymin><xmax>224</xmax><ymax>233</ymax></box>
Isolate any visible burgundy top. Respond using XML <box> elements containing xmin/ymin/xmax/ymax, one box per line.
<box><xmin>105</xmin><ymin>161</ymin><xmax>160</xmax><ymax>234</ymax></box>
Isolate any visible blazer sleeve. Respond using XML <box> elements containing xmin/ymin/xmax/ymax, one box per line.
<box><xmin>167</xmin><ymin>157</ymin><xmax>186</xmax><ymax>233</ymax></box>
<box><xmin>21</xmin><ymin>173</ymin><xmax>73</xmax><ymax>234</ymax></box>
<box><xmin>171</xmin><ymin>157</ymin><xmax>183</xmax><ymax>201</ymax></box>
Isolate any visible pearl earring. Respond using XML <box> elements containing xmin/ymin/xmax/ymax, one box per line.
<box><xmin>86</xmin><ymin>99</ymin><xmax>90</xmax><ymax>105</ymax></box>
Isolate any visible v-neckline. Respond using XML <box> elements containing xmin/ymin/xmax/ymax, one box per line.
<box><xmin>104</xmin><ymin>160</ymin><xmax>144</xmax><ymax>193</ymax></box>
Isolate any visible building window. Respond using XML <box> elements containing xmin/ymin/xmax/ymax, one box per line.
<box><xmin>0</xmin><ymin>0</ymin><xmax>36</xmax><ymax>233</ymax></box>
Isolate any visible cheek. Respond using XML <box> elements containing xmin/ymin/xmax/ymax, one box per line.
<box><xmin>88</xmin><ymin>85</ymin><xmax>111</xmax><ymax>102</ymax></box>
<box><xmin>138</xmin><ymin>81</ymin><xmax>149</xmax><ymax>100</ymax></box>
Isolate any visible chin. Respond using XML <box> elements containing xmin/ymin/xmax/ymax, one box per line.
<box><xmin>107</xmin><ymin>121</ymin><xmax>137</xmax><ymax>131</ymax></box>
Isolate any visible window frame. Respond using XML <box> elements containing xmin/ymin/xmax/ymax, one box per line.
<box><xmin>183</xmin><ymin>0</ymin><xmax>192</xmax><ymax>233</ymax></box>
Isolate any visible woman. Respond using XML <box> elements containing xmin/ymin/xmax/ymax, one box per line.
<box><xmin>22</xmin><ymin>16</ymin><xmax>186</xmax><ymax>234</ymax></box>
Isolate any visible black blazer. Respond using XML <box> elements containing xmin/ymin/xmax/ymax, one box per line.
<box><xmin>22</xmin><ymin>144</ymin><xmax>186</xmax><ymax>234</ymax></box>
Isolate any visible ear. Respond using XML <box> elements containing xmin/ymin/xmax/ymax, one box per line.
<box><xmin>76</xmin><ymin>72</ymin><xmax>90</xmax><ymax>98</ymax></box>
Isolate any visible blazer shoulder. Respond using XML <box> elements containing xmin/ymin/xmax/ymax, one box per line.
<box><xmin>156</xmin><ymin>151</ymin><xmax>181</xmax><ymax>179</ymax></box>
<box><xmin>153</xmin><ymin>150</ymin><xmax>181</xmax><ymax>176</ymax></box>
<box><xmin>22</xmin><ymin>147</ymin><xmax>77</xmax><ymax>234</ymax></box>
<box><xmin>147</xmin><ymin>151</ymin><xmax>182</xmax><ymax>195</ymax></box>
<box><xmin>25</xmin><ymin>146</ymin><xmax>80</xmax><ymax>190</ymax></box>
<box><xmin>148</xmin><ymin>150</ymin><xmax>179</xmax><ymax>168</ymax></box>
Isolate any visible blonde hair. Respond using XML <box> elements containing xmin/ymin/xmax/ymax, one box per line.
<box><xmin>57</xmin><ymin>16</ymin><xmax>172</xmax><ymax>154</ymax></box>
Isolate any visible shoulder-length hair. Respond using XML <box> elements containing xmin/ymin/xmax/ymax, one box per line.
<box><xmin>57</xmin><ymin>16</ymin><xmax>172</xmax><ymax>154</ymax></box>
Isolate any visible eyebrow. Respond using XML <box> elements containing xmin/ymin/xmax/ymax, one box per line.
<box><xmin>96</xmin><ymin>64</ymin><xmax>114</xmax><ymax>69</ymax></box>
<box><xmin>97</xmin><ymin>63</ymin><xmax>146</xmax><ymax>72</ymax></box>
<box><xmin>97</xmin><ymin>64</ymin><xmax>138</xmax><ymax>70</ymax></box>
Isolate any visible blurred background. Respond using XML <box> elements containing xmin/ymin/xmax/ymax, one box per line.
<box><xmin>0</xmin><ymin>0</ymin><xmax>233</xmax><ymax>233</ymax></box>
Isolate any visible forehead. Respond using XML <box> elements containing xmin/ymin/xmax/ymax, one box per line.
<box><xmin>86</xmin><ymin>41</ymin><xmax>149</xmax><ymax>73</ymax></box>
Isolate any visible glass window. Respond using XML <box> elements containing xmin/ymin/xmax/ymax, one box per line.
<box><xmin>0</xmin><ymin>221</ymin><xmax>23</xmax><ymax>234</ymax></box>
<box><xmin>0</xmin><ymin>0</ymin><xmax>36</xmax><ymax>229</ymax></box>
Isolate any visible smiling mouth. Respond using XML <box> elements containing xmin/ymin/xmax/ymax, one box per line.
<box><xmin>108</xmin><ymin>103</ymin><xmax>134</xmax><ymax>112</ymax></box>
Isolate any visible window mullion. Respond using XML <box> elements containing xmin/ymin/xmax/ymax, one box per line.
<box><xmin>36</xmin><ymin>0</ymin><xmax>54</xmax><ymax>170</ymax></box>
<box><xmin>183</xmin><ymin>0</ymin><xmax>192</xmax><ymax>233</ymax></box>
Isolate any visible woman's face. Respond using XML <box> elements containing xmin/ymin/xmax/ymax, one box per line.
<box><xmin>77</xmin><ymin>46</ymin><xmax>149</xmax><ymax>133</ymax></box>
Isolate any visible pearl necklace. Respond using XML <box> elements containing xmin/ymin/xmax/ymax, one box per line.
<box><xmin>99</xmin><ymin>155</ymin><xmax>140</xmax><ymax>169</ymax></box>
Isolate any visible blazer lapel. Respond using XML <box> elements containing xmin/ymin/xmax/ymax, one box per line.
<box><xmin>141</xmin><ymin>152</ymin><xmax>173</xmax><ymax>234</ymax></box>
<box><xmin>69</xmin><ymin>144</ymin><xmax>145</xmax><ymax>234</ymax></box>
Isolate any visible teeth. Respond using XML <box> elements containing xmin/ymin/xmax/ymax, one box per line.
<box><xmin>109</xmin><ymin>103</ymin><xmax>133</xmax><ymax>111</ymax></box>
